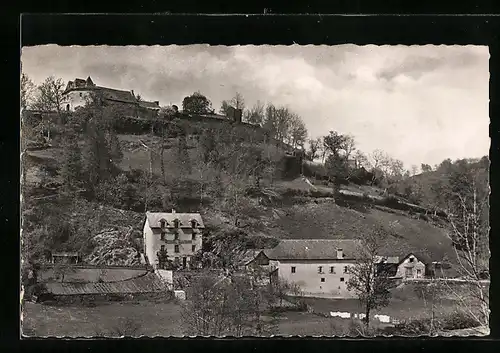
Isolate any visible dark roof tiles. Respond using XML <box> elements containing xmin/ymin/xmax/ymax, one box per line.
<box><xmin>264</xmin><ymin>239</ymin><xmax>362</xmax><ymax>261</ymax></box>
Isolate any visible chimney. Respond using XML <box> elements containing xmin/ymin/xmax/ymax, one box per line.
<box><xmin>154</xmin><ymin>101</ymin><xmax>159</xmax><ymax>106</ymax></box>
<box><xmin>171</xmin><ymin>209</ymin><xmax>176</xmax><ymax>214</ymax></box>
<box><xmin>131</xmin><ymin>90</ymin><xmax>135</xmax><ymax>97</ymax></box>
<box><xmin>337</xmin><ymin>248</ymin><xmax>343</xmax><ymax>259</ymax></box>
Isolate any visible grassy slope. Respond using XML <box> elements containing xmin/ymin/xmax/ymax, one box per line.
<box><xmin>23</xmin><ymin>133</ymin><xmax>456</xmax><ymax>263</ymax></box>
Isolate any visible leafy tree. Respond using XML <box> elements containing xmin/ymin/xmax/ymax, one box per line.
<box><xmin>347</xmin><ymin>227</ymin><xmax>393</xmax><ymax>328</ymax></box>
<box><xmin>60</xmin><ymin>134</ymin><xmax>83</xmax><ymax>194</ymax></box>
<box><xmin>421</xmin><ymin>163</ymin><xmax>433</xmax><ymax>173</ymax></box>
<box><xmin>32</xmin><ymin>76</ymin><xmax>68</xmax><ymax>114</ymax></box>
<box><xmin>307</xmin><ymin>138</ymin><xmax>322</xmax><ymax>161</ymax></box>
<box><xmin>21</xmin><ymin>73</ymin><xmax>35</xmax><ymax>110</ymax></box>
<box><xmin>182</xmin><ymin>91</ymin><xmax>213</xmax><ymax>114</ymax></box>
<box><xmin>157</xmin><ymin>247</ymin><xmax>174</xmax><ymax>270</ymax></box>
<box><xmin>288</xmin><ymin>113</ymin><xmax>308</xmax><ymax>149</ymax></box>
<box><xmin>108</xmin><ymin>129</ymin><xmax>123</xmax><ymax>166</ymax></box>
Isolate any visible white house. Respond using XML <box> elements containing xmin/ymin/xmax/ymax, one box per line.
<box><xmin>143</xmin><ymin>210</ymin><xmax>204</xmax><ymax>269</ymax></box>
<box><xmin>394</xmin><ymin>253</ymin><xmax>426</xmax><ymax>279</ymax></box>
<box><xmin>263</xmin><ymin>239</ymin><xmax>362</xmax><ymax>299</ymax></box>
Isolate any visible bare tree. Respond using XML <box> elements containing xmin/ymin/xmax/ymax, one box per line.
<box><xmin>220</xmin><ymin>92</ymin><xmax>245</xmax><ymax>116</ymax></box>
<box><xmin>343</xmin><ymin>135</ymin><xmax>356</xmax><ymax>160</ymax></box>
<box><xmin>244</xmin><ymin>100</ymin><xmax>265</xmax><ymax>126</ymax></box>
<box><xmin>21</xmin><ymin>73</ymin><xmax>35</xmax><ymax>110</ymax></box>
<box><xmin>347</xmin><ymin>227</ymin><xmax>393</xmax><ymax>328</ymax></box>
<box><xmin>443</xmin><ymin>174</ymin><xmax>490</xmax><ymax>327</ymax></box>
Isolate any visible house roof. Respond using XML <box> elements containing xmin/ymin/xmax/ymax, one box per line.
<box><xmin>96</xmin><ymin>86</ymin><xmax>137</xmax><ymax>104</ymax></box>
<box><xmin>235</xmin><ymin>249</ymin><xmax>265</xmax><ymax>266</ymax></box>
<box><xmin>264</xmin><ymin>239</ymin><xmax>362</xmax><ymax>261</ymax></box>
<box><xmin>139</xmin><ymin>100</ymin><xmax>161</xmax><ymax>110</ymax></box>
<box><xmin>45</xmin><ymin>272</ymin><xmax>167</xmax><ymax>296</ymax></box>
<box><xmin>51</xmin><ymin>252</ymin><xmax>79</xmax><ymax>257</ymax></box>
<box><xmin>145</xmin><ymin>211</ymin><xmax>205</xmax><ymax>229</ymax></box>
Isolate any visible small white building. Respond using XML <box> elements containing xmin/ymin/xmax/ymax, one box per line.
<box><xmin>395</xmin><ymin>253</ymin><xmax>426</xmax><ymax>279</ymax></box>
<box><xmin>143</xmin><ymin>210</ymin><xmax>204</xmax><ymax>270</ymax></box>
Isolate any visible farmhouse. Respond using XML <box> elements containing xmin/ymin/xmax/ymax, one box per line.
<box><xmin>62</xmin><ymin>76</ymin><xmax>160</xmax><ymax>118</ymax></box>
<box><xmin>262</xmin><ymin>239</ymin><xmax>362</xmax><ymax>299</ymax></box>
<box><xmin>143</xmin><ymin>210</ymin><xmax>204</xmax><ymax>270</ymax></box>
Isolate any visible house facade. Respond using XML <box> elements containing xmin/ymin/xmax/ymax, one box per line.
<box><xmin>62</xmin><ymin>76</ymin><xmax>160</xmax><ymax>118</ymax></box>
<box><xmin>143</xmin><ymin>210</ymin><xmax>204</xmax><ymax>270</ymax></box>
<box><xmin>395</xmin><ymin>253</ymin><xmax>426</xmax><ymax>279</ymax></box>
<box><xmin>264</xmin><ymin>239</ymin><xmax>362</xmax><ymax>299</ymax></box>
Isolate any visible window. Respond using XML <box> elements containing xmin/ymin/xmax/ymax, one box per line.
<box><xmin>174</xmin><ymin>257</ymin><xmax>179</xmax><ymax>264</ymax></box>
<box><xmin>320</xmin><ymin>278</ymin><xmax>325</xmax><ymax>283</ymax></box>
<box><xmin>318</xmin><ymin>266</ymin><xmax>323</xmax><ymax>274</ymax></box>
<box><xmin>160</xmin><ymin>245</ymin><xmax>165</xmax><ymax>252</ymax></box>
<box><xmin>344</xmin><ymin>266</ymin><xmax>349</xmax><ymax>273</ymax></box>
<box><xmin>174</xmin><ymin>232</ymin><xmax>179</xmax><ymax>240</ymax></box>
<box><xmin>174</xmin><ymin>219</ymin><xmax>180</xmax><ymax>228</ymax></box>
<box><xmin>160</xmin><ymin>220</ymin><xmax>166</xmax><ymax>228</ymax></box>
<box><xmin>192</xmin><ymin>232</ymin><xmax>196</xmax><ymax>240</ymax></box>
<box><xmin>191</xmin><ymin>220</ymin><xmax>198</xmax><ymax>229</ymax></box>
<box><xmin>291</xmin><ymin>266</ymin><xmax>296</xmax><ymax>273</ymax></box>
<box><xmin>192</xmin><ymin>245</ymin><xmax>196</xmax><ymax>252</ymax></box>
<box><xmin>79</xmin><ymin>92</ymin><xmax>83</xmax><ymax>97</ymax></box>
<box><xmin>416</xmin><ymin>269</ymin><xmax>422</xmax><ymax>277</ymax></box>
<box><xmin>174</xmin><ymin>245</ymin><xmax>180</xmax><ymax>253</ymax></box>
<box><xmin>340</xmin><ymin>277</ymin><xmax>345</xmax><ymax>282</ymax></box>
<box><xmin>405</xmin><ymin>267</ymin><xmax>413</xmax><ymax>278</ymax></box>
<box><xmin>329</xmin><ymin>266</ymin><xmax>335</xmax><ymax>274</ymax></box>
<box><xmin>409</xmin><ymin>257</ymin><xmax>414</xmax><ymax>263</ymax></box>
<box><xmin>160</xmin><ymin>231</ymin><xmax>165</xmax><ymax>241</ymax></box>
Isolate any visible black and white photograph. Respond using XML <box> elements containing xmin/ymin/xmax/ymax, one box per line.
<box><xmin>20</xmin><ymin>44</ymin><xmax>490</xmax><ymax>337</ymax></box>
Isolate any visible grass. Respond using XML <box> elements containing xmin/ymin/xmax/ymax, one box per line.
<box><xmin>22</xmin><ymin>301</ymin><xmax>183</xmax><ymax>337</ymax></box>
<box><xmin>273</xmin><ymin>201</ymin><xmax>454</xmax><ymax>262</ymax></box>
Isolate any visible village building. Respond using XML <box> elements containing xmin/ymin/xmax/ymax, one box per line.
<box><xmin>143</xmin><ymin>210</ymin><xmax>204</xmax><ymax>270</ymax></box>
<box><xmin>62</xmin><ymin>76</ymin><xmax>160</xmax><ymax>118</ymax></box>
<box><xmin>50</xmin><ymin>252</ymin><xmax>80</xmax><ymax>265</ymax></box>
<box><xmin>256</xmin><ymin>239</ymin><xmax>363</xmax><ymax>299</ymax></box>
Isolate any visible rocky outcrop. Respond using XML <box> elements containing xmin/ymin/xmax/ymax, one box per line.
<box><xmin>85</xmin><ymin>227</ymin><xmax>142</xmax><ymax>266</ymax></box>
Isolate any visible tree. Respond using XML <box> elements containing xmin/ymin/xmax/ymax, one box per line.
<box><xmin>347</xmin><ymin>227</ymin><xmax>393</xmax><ymax>328</ymax></box>
<box><xmin>53</xmin><ymin>263</ymin><xmax>76</xmax><ymax>283</ymax></box>
<box><xmin>442</xmin><ymin>165</ymin><xmax>489</xmax><ymax>327</ymax></box>
<box><xmin>421</xmin><ymin>163</ymin><xmax>433</xmax><ymax>173</ymax></box>
<box><xmin>323</xmin><ymin>131</ymin><xmax>347</xmax><ymax>158</ymax></box>
<box><xmin>410</xmin><ymin>164</ymin><xmax>420</xmax><ymax>176</ymax></box>
<box><xmin>244</xmin><ymin>101</ymin><xmax>265</xmax><ymax>126</ymax></box>
<box><xmin>353</xmin><ymin>150</ymin><xmax>371</xmax><ymax>170</ymax></box>
<box><xmin>21</xmin><ymin>73</ymin><xmax>35</xmax><ymax>110</ymax></box>
<box><xmin>108</xmin><ymin>129</ymin><xmax>123</xmax><ymax>166</ymax></box>
<box><xmin>220</xmin><ymin>92</ymin><xmax>245</xmax><ymax>116</ymax></box>
<box><xmin>343</xmin><ymin>135</ymin><xmax>356</xmax><ymax>160</ymax></box>
<box><xmin>32</xmin><ymin>76</ymin><xmax>68</xmax><ymax>114</ymax></box>
<box><xmin>60</xmin><ymin>134</ymin><xmax>83</xmax><ymax>194</ymax></box>
<box><xmin>157</xmin><ymin>247</ymin><xmax>174</xmax><ymax>270</ymax></box>
<box><xmin>182</xmin><ymin>91</ymin><xmax>213</xmax><ymax>114</ymax></box>
<box><xmin>307</xmin><ymin>138</ymin><xmax>322</xmax><ymax>161</ymax></box>
<box><xmin>288</xmin><ymin>113</ymin><xmax>308</xmax><ymax>149</ymax></box>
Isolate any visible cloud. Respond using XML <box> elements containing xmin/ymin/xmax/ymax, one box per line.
<box><xmin>21</xmin><ymin>44</ymin><xmax>489</xmax><ymax>168</ymax></box>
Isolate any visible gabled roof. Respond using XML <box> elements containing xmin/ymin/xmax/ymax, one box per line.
<box><xmin>145</xmin><ymin>211</ymin><xmax>205</xmax><ymax>229</ymax></box>
<box><xmin>96</xmin><ymin>86</ymin><xmax>137</xmax><ymax>104</ymax></box>
<box><xmin>45</xmin><ymin>272</ymin><xmax>167</xmax><ymax>295</ymax></box>
<box><xmin>139</xmin><ymin>100</ymin><xmax>161</xmax><ymax>110</ymax></box>
<box><xmin>264</xmin><ymin>239</ymin><xmax>362</xmax><ymax>261</ymax></box>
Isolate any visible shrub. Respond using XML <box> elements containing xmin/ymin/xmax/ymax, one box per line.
<box><xmin>441</xmin><ymin>311</ymin><xmax>480</xmax><ymax>331</ymax></box>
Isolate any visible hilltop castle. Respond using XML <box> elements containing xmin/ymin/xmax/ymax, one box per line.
<box><xmin>62</xmin><ymin>76</ymin><xmax>161</xmax><ymax>119</ymax></box>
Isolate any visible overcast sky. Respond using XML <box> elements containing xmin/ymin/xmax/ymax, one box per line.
<box><xmin>21</xmin><ymin>44</ymin><xmax>489</xmax><ymax>168</ymax></box>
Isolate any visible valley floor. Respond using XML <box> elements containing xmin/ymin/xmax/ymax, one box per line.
<box><xmin>22</xmin><ymin>295</ymin><xmax>464</xmax><ymax>337</ymax></box>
